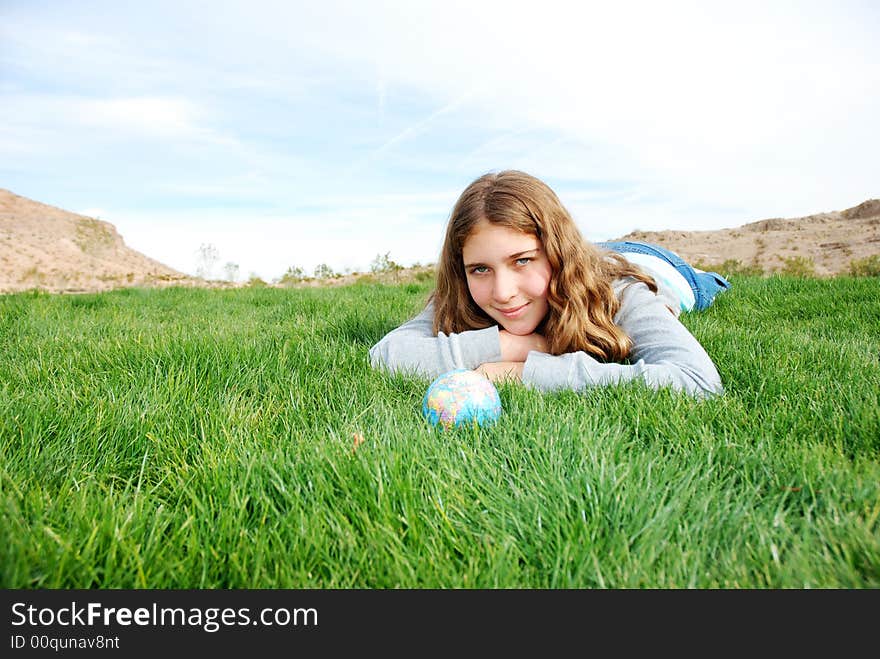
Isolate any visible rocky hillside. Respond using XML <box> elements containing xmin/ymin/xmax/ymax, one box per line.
<box><xmin>614</xmin><ymin>199</ymin><xmax>880</xmax><ymax>277</ymax></box>
<box><xmin>0</xmin><ymin>189</ymin><xmax>199</xmax><ymax>293</ymax></box>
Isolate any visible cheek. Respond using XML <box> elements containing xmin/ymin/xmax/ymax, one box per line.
<box><xmin>466</xmin><ymin>278</ymin><xmax>491</xmax><ymax>308</ymax></box>
<box><xmin>526</xmin><ymin>268</ymin><xmax>551</xmax><ymax>299</ymax></box>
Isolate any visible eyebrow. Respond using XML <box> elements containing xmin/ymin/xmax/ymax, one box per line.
<box><xmin>463</xmin><ymin>248</ymin><xmax>539</xmax><ymax>269</ymax></box>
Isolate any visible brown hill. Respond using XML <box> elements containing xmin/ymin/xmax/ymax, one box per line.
<box><xmin>0</xmin><ymin>188</ymin><xmax>200</xmax><ymax>293</ymax></box>
<box><xmin>614</xmin><ymin>199</ymin><xmax>880</xmax><ymax>277</ymax></box>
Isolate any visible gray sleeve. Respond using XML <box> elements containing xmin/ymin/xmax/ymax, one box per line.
<box><xmin>521</xmin><ymin>280</ymin><xmax>723</xmax><ymax>397</ymax></box>
<box><xmin>369</xmin><ymin>301</ymin><xmax>503</xmax><ymax>378</ymax></box>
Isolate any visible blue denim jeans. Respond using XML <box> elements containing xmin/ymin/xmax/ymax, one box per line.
<box><xmin>598</xmin><ymin>240</ymin><xmax>731</xmax><ymax>310</ymax></box>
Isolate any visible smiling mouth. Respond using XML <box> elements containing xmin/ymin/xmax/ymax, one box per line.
<box><xmin>497</xmin><ymin>303</ymin><xmax>528</xmax><ymax>317</ymax></box>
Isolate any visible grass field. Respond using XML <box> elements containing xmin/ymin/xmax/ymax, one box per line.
<box><xmin>1</xmin><ymin>275</ymin><xmax>878</xmax><ymax>588</ymax></box>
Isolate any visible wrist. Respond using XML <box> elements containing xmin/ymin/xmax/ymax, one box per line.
<box><xmin>499</xmin><ymin>330</ymin><xmax>547</xmax><ymax>361</ymax></box>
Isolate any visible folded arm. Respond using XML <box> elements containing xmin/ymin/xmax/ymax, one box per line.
<box><xmin>521</xmin><ymin>281</ymin><xmax>723</xmax><ymax>397</ymax></box>
<box><xmin>368</xmin><ymin>302</ymin><xmax>503</xmax><ymax>377</ymax></box>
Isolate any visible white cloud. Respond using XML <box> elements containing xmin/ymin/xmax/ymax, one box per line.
<box><xmin>0</xmin><ymin>93</ymin><xmax>216</xmax><ymax>152</ymax></box>
<box><xmin>74</xmin><ymin>97</ymin><xmax>204</xmax><ymax>138</ymax></box>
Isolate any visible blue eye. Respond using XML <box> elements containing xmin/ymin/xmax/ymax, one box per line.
<box><xmin>470</xmin><ymin>266</ymin><xmax>489</xmax><ymax>274</ymax></box>
<box><xmin>515</xmin><ymin>257</ymin><xmax>531</xmax><ymax>266</ymax></box>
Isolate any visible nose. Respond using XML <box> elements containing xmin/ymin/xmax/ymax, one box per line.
<box><xmin>492</xmin><ymin>269</ymin><xmax>516</xmax><ymax>303</ymax></box>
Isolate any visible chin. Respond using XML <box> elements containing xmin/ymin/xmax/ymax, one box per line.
<box><xmin>499</xmin><ymin>322</ymin><xmax>539</xmax><ymax>336</ymax></box>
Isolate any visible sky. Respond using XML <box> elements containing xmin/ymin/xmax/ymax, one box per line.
<box><xmin>2</xmin><ymin>1</ymin><xmax>878</xmax><ymax>282</ymax></box>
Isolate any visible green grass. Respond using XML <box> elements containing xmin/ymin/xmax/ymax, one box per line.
<box><xmin>1</xmin><ymin>276</ymin><xmax>878</xmax><ymax>588</ymax></box>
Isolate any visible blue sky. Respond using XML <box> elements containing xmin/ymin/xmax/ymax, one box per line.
<box><xmin>2</xmin><ymin>1</ymin><xmax>878</xmax><ymax>281</ymax></box>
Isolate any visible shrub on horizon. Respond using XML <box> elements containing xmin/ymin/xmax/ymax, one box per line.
<box><xmin>779</xmin><ymin>256</ymin><xmax>816</xmax><ymax>278</ymax></box>
<box><xmin>278</xmin><ymin>266</ymin><xmax>308</xmax><ymax>287</ymax></box>
<box><xmin>849</xmin><ymin>255</ymin><xmax>880</xmax><ymax>277</ymax></box>
<box><xmin>370</xmin><ymin>252</ymin><xmax>402</xmax><ymax>275</ymax></box>
<box><xmin>313</xmin><ymin>263</ymin><xmax>337</xmax><ymax>280</ymax></box>
<box><xmin>694</xmin><ymin>258</ymin><xmax>764</xmax><ymax>278</ymax></box>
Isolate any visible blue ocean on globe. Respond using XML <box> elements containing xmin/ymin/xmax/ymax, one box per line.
<box><xmin>422</xmin><ymin>369</ymin><xmax>502</xmax><ymax>429</ymax></box>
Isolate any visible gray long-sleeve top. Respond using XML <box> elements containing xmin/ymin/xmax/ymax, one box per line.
<box><xmin>369</xmin><ymin>279</ymin><xmax>723</xmax><ymax>398</ymax></box>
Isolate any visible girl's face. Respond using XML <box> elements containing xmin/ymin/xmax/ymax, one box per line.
<box><xmin>462</xmin><ymin>220</ymin><xmax>552</xmax><ymax>336</ymax></box>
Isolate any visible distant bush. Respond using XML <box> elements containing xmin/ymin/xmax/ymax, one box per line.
<box><xmin>278</xmin><ymin>266</ymin><xmax>308</xmax><ymax>287</ymax></box>
<box><xmin>223</xmin><ymin>262</ymin><xmax>240</xmax><ymax>283</ymax></box>
<box><xmin>694</xmin><ymin>259</ymin><xmax>764</xmax><ymax>278</ymax></box>
<box><xmin>849</xmin><ymin>255</ymin><xmax>880</xmax><ymax>277</ymax></box>
<box><xmin>779</xmin><ymin>256</ymin><xmax>816</xmax><ymax>278</ymax></box>
<box><xmin>370</xmin><ymin>252</ymin><xmax>402</xmax><ymax>276</ymax></box>
<box><xmin>245</xmin><ymin>275</ymin><xmax>268</xmax><ymax>288</ymax></box>
<box><xmin>74</xmin><ymin>218</ymin><xmax>115</xmax><ymax>254</ymax></box>
<box><xmin>313</xmin><ymin>263</ymin><xmax>337</xmax><ymax>280</ymax></box>
<box><xmin>369</xmin><ymin>252</ymin><xmax>404</xmax><ymax>283</ymax></box>
<box><xmin>195</xmin><ymin>243</ymin><xmax>220</xmax><ymax>279</ymax></box>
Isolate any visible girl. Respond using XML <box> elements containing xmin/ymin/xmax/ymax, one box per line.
<box><xmin>369</xmin><ymin>170</ymin><xmax>730</xmax><ymax>398</ymax></box>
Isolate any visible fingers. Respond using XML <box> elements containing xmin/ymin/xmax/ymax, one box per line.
<box><xmin>476</xmin><ymin>361</ymin><xmax>524</xmax><ymax>383</ymax></box>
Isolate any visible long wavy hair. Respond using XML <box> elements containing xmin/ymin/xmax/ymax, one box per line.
<box><xmin>431</xmin><ymin>170</ymin><xmax>657</xmax><ymax>361</ymax></box>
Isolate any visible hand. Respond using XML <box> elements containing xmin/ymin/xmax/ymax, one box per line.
<box><xmin>499</xmin><ymin>330</ymin><xmax>548</xmax><ymax>362</ymax></box>
<box><xmin>476</xmin><ymin>361</ymin><xmax>524</xmax><ymax>383</ymax></box>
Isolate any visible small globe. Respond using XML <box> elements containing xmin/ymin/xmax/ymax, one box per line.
<box><xmin>422</xmin><ymin>369</ymin><xmax>502</xmax><ymax>429</ymax></box>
